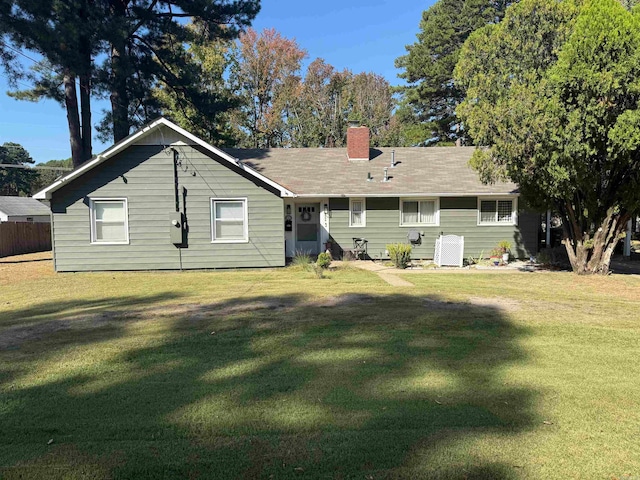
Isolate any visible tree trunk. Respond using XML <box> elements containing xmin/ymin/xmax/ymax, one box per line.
<box><xmin>563</xmin><ymin>207</ymin><xmax>630</xmax><ymax>275</ymax></box>
<box><xmin>109</xmin><ymin>0</ymin><xmax>130</xmax><ymax>142</ymax></box>
<box><xmin>63</xmin><ymin>72</ymin><xmax>84</xmax><ymax>168</ymax></box>
<box><xmin>79</xmin><ymin>73</ymin><xmax>92</xmax><ymax>163</ymax></box>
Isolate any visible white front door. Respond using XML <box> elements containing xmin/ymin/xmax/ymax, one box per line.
<box><xmin>295</xmin><ymin>203</ymin><xmax>320</xmax><ymax>255</ymax></box>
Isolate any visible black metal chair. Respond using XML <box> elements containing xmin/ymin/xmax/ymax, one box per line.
<box><xmin>352</xmin><ymin>237</ymin><xmax>368</xmax><ymax>260</ymax></box>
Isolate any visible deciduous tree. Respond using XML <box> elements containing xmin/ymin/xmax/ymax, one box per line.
<box><xmin>231</xmin><ymin>28</ymin><xmax>307</xmax><ymax>148</ymax></box>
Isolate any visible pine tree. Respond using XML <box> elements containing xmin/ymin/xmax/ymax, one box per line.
<box><xmin>0</xmin><ymin>143</ymin><xmax>37</xmax><ymax>196</ymax></box>
<box><xmin>395</xmin><ymin>0</ymin><xmax>516</xmax><ymax>145</ymax></box>
<box><xmin>1</xmin><ymin>1</ymin><xmax>260</xmax><ymax>166</ymax></box>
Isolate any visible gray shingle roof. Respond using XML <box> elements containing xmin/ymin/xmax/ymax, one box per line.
<box><xmin>223</xmin><ymin>146</ymin><xmax>518</xmax><ymax>196</ymax></box>
<box><xmin>0</xmin><ymin>196</ymin><xmax>51</xmax><ymax>216</ymax></box>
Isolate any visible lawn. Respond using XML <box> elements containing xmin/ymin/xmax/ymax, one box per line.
<box><xmin>1</xmin><ymin>254</ymin><xmax>639</xmax><ymax>479</ymax></box>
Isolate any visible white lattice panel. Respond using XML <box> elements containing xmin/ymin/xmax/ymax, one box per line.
<box><xmin>434</xmin><ymin>235</ymin><xmax>464</xmax><ymax>267</ymax></box>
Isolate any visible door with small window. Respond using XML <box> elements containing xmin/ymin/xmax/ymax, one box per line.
<box><xmin>295</xmin><ymin>203</ymin><xmax>320</xmax><ymax>255</ymax></box>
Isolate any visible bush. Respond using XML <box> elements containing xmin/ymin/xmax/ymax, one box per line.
<box><xmin>316</xmin><ymin>252</ymin><xmax>332</xmax><ymax>269</ymax></box>
<box><xmin>311</xmin><ymin>264</ymin><xmax>325</xmax><ymax>279</ymax></box>
<box><xmin>498</xmin><ymin>240</ymin><xmax>512</xmax><ymax>252</ymax></box>
<box><xmin>386</xmin><ymin>243</ymin><xmax>412</xmax><ymax>269</ymax></box>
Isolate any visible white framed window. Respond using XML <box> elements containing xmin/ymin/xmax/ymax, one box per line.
<box><xmin>400</xmin><ymin>198</ymin><xmax>439</xmax><ymax>226</ymax></box>
<box><xmin>211</xmin><ymin>198</ymin><xmax>248</xmax><ymax>243</ymax></box>
<box><xmin>349</xmin><ymin>198</ymin><xmax>366</xmax><ymax>227</ymax></box>
<box><xmin>90</xmin><ymin>198</ymin><xmax>129</xmax><ymax>244</ymax></box>
<box><xmin>478</xmin><ymin>197</ymin><xmax>517</xmax><ymax>225</ymax></box>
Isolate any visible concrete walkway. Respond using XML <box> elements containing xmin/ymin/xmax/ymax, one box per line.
<box><xmin>341</xmin><ymin>261</ymin><xmax>415</xmax><ymax>287</ymax></box>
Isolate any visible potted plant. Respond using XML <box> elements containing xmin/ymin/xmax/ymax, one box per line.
<box><xmin>489</xmin><ymin>248</ymin><xmax>502</xmax><ymax>266</ymax></box>
<box><xmin>497</xmin><ymin>240</ymin><xmax>512</xmax><ymax>264</ymax></box>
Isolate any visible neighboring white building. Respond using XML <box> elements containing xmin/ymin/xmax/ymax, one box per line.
<box><xmin>0</xmin><ymin>196</ymin><xmax>50</xmax><ymax>223</ymax></box>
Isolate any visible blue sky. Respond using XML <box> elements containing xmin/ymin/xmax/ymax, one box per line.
<box><xmin>0</xmin><ymin>0</ymin><xmax>433</xmax><ymax>164</ymax></box>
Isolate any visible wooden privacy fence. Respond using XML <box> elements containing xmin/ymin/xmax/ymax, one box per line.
<box><xmin>0</xmin><ymin>222</ymin><xmax>51</xmax><ymax>257</ymax></box>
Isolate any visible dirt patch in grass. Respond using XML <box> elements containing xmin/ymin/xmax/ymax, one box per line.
<box><xmin>468</xmin><ymin>296</ymin><xmax>521</xmax><ymax>311</ymax></box>
<box><xmin>0</xmin><ymin>320</ymin><xmax>71</xmax><ymax>350</ymax></box>
<box><xmin>0</xmin><ymin>309</ymin><xmax>145</xmax><ymax>350</ymax></box>
<box><xmin>423</xmin><ymin>296</ymin><xmax>521</xmax><ymax>312</ymax></box>
<box><xmin>311</xmin><ymin>293</ymin><xmax>375</xmax><ymax>308</ymax></box>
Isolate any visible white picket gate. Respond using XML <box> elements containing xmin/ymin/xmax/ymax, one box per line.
<box><xmin>433</xmin><ymin>235</ymin><xmax>464</xmax><ymax>267</ymax></box>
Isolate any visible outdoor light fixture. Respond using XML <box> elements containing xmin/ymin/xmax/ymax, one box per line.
<box><xmin>286</xmin><ymin>204</ymin><xmax>291</xmax><ymax>215</ymax></box>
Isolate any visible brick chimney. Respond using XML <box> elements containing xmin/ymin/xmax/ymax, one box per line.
<box><xmin>347</xmin><ymin>125</ymin><xmax>370</xmax><ymax>161</ymax></box>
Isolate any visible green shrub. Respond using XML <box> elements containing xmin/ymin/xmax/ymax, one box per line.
<box><xmin>386</xmin><ymin>243</ymin><xmax>412</xmax><ymax>269</ymax></box>
<box><xmin>498</xmin><ymin>240</ymin><xmax>512</xmax><ymax>252</ymax></box>
<box><xmin>311</xmin><ymin>264</ymin><xmax>325</xmax><ymax>279</ymax></box>
<box><xmin>316</xmin><ymin>252</ymin><xmax>332</xmax><ymax>269</ymax></box>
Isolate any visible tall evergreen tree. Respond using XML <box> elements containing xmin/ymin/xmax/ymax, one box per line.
<box><xmin>1</xmin><ymin>0</ymin><xmax>105</xmax><ymax>166</ymax></box>
<box><xmin>395</xmin><ymin>0</ymin><xmax>516</xmax><ymax>145</ymax></box>
<box><xmin>152</xmin><ymin>22</ymin><xmax>240</xmax><ymax>146</ymax></box>
<box><xmin>1</xmin><ymin>1</ymin><xmax>260</xmax><ymax>166</ymax></box>
<box><xmin>0</xmin><ymin>143</ymin><xmax>37</xmax><ymax>196</ymax></box>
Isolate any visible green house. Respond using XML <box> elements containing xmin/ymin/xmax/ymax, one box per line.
<box><xmin>34</xmin><ymin>118</ymin><xmax>538</xmax><ymax>272</ymax></box>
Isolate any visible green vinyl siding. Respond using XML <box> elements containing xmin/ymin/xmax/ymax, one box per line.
<box><xmin>328</xmin><ymin>197</ymin><xmax>538</xmax><ymax>260</ymax></box>
<box><xmin>50</xmin><ymin>145</ymin><xmax>284</xmax><ymax>271</ymax></box>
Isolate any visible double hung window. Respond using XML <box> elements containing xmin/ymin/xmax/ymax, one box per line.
<box><xmin>90</xmin><ymin>199</ymin><xmax>129</xmax><ymax>244</ymax></box>
<box><xmin>211</xmin><ymin>198</ymin><xmax>248</xmax><ymax>242</ymax></box>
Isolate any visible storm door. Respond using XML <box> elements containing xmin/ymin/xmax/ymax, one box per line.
<box><xmin>295</xmin><ymin>203</ymin><xmax>320</xmax><ymax>255</ymax></box>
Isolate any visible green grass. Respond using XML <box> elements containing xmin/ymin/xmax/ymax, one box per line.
<box><xmin>1</xmin><ymin>260</ymin><xmax>639</xmax><ymax>479</ymax></box>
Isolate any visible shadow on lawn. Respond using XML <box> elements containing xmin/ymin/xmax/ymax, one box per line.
<box><xmin>0</xmin><ymin>291</ymin><xmax>536</xmax><ymax>479</ymax></box>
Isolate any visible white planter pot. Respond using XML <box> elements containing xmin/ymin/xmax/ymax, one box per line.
<box><xmin>502</xmin><ymin>253</ymin><xmax>510</xmax><ymax>263</ymax></box>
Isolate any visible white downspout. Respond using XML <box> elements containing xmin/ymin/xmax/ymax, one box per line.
<box><xmin>546</xmin><ymin>210</ymin><xmax>551</xmax><ymax>247</ymax></box>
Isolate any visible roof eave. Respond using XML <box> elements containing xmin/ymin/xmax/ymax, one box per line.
<box><xmin>33</xmin><ymin>118</ymin><xmax>295</xmax><ymax>200</ymax></box>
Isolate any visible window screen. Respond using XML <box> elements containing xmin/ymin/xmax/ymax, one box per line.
<box><xmin>480</xmin><ymin>199</ymin><xmax>513</xmax><ymax>224</ymax></box>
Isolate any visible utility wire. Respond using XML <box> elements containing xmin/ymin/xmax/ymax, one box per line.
<box><xmin>0</xmin><ymin>40</ymin><xmax>43</xmax><ymax>66</ymax></box>
<box><xmin>0</xmin><ymin>164</ymin><xmax>73</xmax><ymax>171</ymax></box>
<box><xmin>0</xmin><ymin>39</ymin><xmax>146</xmax><ymax>124</ymax></box>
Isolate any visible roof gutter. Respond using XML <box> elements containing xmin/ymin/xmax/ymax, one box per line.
<box><xmin>292</xmin><ymin>192</ymin><xmax>520</xmax><ymax>198</ymax></box>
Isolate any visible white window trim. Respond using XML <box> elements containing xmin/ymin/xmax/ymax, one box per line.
<box><xmin>210</xmin><ymin>197</ymin><xmax>249</xmax><ymax>243</ymax></box>
<box><xmin>399</xmin><ymin>197</ymin><xmax>440</xmax><ymax>227</ymax></box>
<box><xmin>349</xmin><ymin>197</ymin><xmax>366</xmax><ymax>228</ymax></box>
<box><xmin>89</xmin><ymin>198</ymin><xmax>130</xmax><ymax>245</ymax></box>
<box><xmin>477</xmin><ymin>196</ymin><xmax>518</xmax><ymax>226</ymax></box>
